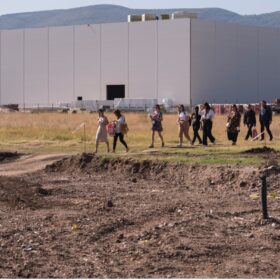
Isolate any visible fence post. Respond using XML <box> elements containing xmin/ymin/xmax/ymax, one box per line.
<box><xmin>260</xmin><ymin>175</ymin><xmax>269</xmax><ymax>219</ymax></box>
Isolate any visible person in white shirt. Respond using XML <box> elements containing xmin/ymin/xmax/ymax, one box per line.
<box><xmin>200</xmin><ymin>102</ymin><xmax>216</xmax><ymax>146</ymax></box>
<box><xmin>112</xmin><ymin>110</ymin><xmax>129</xmax><ymax>153</ymax></box>
<box><xmin>95</xmin><ymin>109</ymin><xmax>109</xmax><ymax>153</ymax></box>
<box><xmin>177</xmin><ymin>104</ymin><xmax>192</xmax><ymax>147</ymax></box>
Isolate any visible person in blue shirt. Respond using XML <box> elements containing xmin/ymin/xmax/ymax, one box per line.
<box><xmin>259</xmin><ymin>100</ymin><xmax>273</xmax><ymax>141</ymax></box>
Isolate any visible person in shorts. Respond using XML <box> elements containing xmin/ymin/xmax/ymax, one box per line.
<box><xmin>177</xmin><ymin>104</ymin><xmax>192</xmax><ymax>147</ymax></box>
<box><xmin>149</xmin><ymin>104</ymin><xmax>164</xmax><ymax>148</ymax></box>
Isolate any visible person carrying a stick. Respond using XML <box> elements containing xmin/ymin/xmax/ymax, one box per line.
<box><xmin>259</xmin><ymin>100</ymin><xmax>273</xmax><ymax>141</ymax></box>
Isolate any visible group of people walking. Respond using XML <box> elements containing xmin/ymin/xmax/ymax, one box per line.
<box><xmin>227</xmin><ymin>100</ymin><xmax>273</xmax><ymax>145</ymax></box>
<box><xmin>95</xmin><ymin>100</ymin><xmax>274</xmax><ymax>152</ymax></box>
<box><xmin>95</xmin><ymin>109</ymin><xmax>129</xmax><ymax>153</ymax></box>
<box><xmin>175</xmin><ymin>103</ymin><xmax>216</xmax><ymax>147</ymax></box>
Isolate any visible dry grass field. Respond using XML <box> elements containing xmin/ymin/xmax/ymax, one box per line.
<box><xmin>0</xmin><ymin>111</ymin><xmax>279</xmax><ymax>165</ymax></box>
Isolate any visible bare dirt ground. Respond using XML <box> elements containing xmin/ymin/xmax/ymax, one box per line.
<box><xmin>0</xmin><ymin>152</ymin><xmax>280</xmax><ymax>278</ymax></box>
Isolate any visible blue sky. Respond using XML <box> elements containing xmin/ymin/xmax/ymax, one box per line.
<box><xmin>0</xmin><ymin>0</ymin><xmax>280</xmax><ymax>16</ymax></box>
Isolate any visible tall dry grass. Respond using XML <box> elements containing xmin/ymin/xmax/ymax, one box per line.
<box><xmin>0</xmin><ymin>111</ymin><xmax>279</xmax><ymax>154</ymax></box>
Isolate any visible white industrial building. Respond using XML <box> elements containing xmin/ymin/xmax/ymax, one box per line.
<box><xmin>0</xmin><ymin>16</ymin><xmax>280</xmax><ymax>109</ymax></box>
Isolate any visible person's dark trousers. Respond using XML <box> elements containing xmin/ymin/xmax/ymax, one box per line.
<box><xmin>192</xmin><ymin>126</ymin><xmax>202</xmax><ymax>144</ymax></box>
<box><xmin>202</xmin><ymin>120</ymin><xmax>216</xmax><ymax>146</ymax></box>
<box><xmin>260</xmin><ymin>122</ymin><xmax>273</xmax><ymax>140</ymax></box>
<box><xmin>245</xmin><ymin>124</ymin><xmax>254</xmax><ymax>140</ymax></box>
<box><xmin>227</xmin><ymin>131</ymin><xmax>238</xmax><ymax>143</ymax></box>
<box><xmin>113</xmin><ymin>133</ymin><xmax>128</xmax><ymax>150</ymax></box>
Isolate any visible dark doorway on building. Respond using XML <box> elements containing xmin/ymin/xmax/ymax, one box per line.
<box><xmin>106</xmin><ymin>85</ymin><xmax>125</xmax><ymax>100</ymax></box>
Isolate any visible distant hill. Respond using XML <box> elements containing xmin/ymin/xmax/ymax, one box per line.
<box><xmin>0</xmin><ymin>4</ymin><xmax>280</xmax><ymax>30</ymax></box>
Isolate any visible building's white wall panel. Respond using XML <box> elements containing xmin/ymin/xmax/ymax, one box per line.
<box><xmin>25</xmin><ymin>28</ymin><xmax>48</xmax><ymax>105</ymax></box>
<box><xmin>75</xmin><ymin>25</ymin><xmax>101</xmax><ymax>100</ymax></box>
<box><xmin>236</xmin><ymin>25</ymin><xmax>259</xmax><ymax>103</ymax></box>
<box><xmin>49</xmin><ymin>26</ymin><xmax>74</xmax><ymax>104</ymax></box>
<box><xmin>0</xmin><ymin>29</ymin><xmax>24</xmax><ymax>105</ymax></box>
<box><xmin>214</xmin><ymin>22</ymin><xmax>238</xmax><ymax>103</ymax></box>
<box><xmin>192</xmin><ymin>20</ymin><xmax>280</xmax><ymax>104</ymax></box>
<box><xmin>129</xmin><ymin>21</ymin><xmax>157</xmax><ymax>99</ymax></box>
<box><xmin>101</xmin><ymin>22</ymin><xmax>128</xmax><ymax>99</ymax></box>
<box><xmin>259</xmin><ymin>27</ymin><xmax>280</xmax><ymax>101</ymax></box>
<box><xmin>191</xmin><ymin>20</ymin><xmax>216</xmax><ymax>105</ymax></box>
<box><xmin>158</xmin><ymin>19</ymin><xmax>190</xmax><ymax>105</ymax></box>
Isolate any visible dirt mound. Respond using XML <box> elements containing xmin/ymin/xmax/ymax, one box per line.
<box><xmin>45</xmin><ymin>153</ymin><xmax>276</xmax><ymax>192</ymax></box>
<box><xmin>0</xmin><ymin>152</ymin><xmax>20</xmax><ymax>162</ymax></box>
<box><xmin>46</xmin><ymin>153</ymin><xmax>168</xmax><ymax>177</ymax></box>
<box><xmin>243</xmin><ymin>146</ymin><xmax>277</xmax><ymax>154</ymax></box>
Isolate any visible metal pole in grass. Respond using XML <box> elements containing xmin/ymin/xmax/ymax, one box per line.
<box><xmin>260</xmin><ymin>175</ymin><xmax>269</xmax><ymax>219</ymax></box>
<box><xmin>83</xmin><ymin>123</ymin><xmax>87</xmax><ymax>154</ymax></box>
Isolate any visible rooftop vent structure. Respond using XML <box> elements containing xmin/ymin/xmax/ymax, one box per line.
<box><xmin>161</xmin><ymin>14</ymin><xmax>171</xmax><ymax>20</ymax></box>
<box><xmin>172</xmin><ymin>11</ymin><xmax>197</xmax><ymax>20</ymax></box>
<box><xmin>142</xmin><ymin>14</ymin><xmax>158</xmax><ymax>21</ymax></box>
<box><xmin>128</xmin><ymin>15</ymin><xmax>142</xmax><ymax>22</ymax></box>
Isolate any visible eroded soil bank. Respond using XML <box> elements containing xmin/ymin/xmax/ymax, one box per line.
<box><xmin>0</xmin><ymin>153</ymin><xmax>280</xmax><ymax>278</ymax></box>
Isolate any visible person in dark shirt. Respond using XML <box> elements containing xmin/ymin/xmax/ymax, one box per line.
<box><xmin>226</xmin><ymin>104</ymin><xmax>241</xmax><ymax>145</ymax></box>
<box><xmin>243</xmin><ymin>104</ymin><xmax>256</xmax><ymax>140</ymax></box>
<box><xmin>191</xmin><ymin>106</ymin><xmax>202</xmax><ymax>145</ymax></box>
<box><xmin>259</xmin><ymin>100</ymin><xmax>273</xmax><ymax>141</ymax></box>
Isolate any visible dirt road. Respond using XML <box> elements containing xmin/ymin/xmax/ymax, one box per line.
<box><xmin>0</xmin><ymin>153</ymin><xmax>67</xmax><ymax>176</ymax></box>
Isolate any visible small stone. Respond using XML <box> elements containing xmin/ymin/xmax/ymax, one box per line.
<box><xmin>23</xmin><ymin>245</ymin><xmax>33</xmax><ymax>252</ymax></box>
<box><xmin>36</xmin><ymin>187</ymin><xmax>51</xmax><ymax>196</ymax></box>
<box><xmin>118</xmin><ymin>233</ymin><xmax>124</xmax><ymax>240</ymax></box>
<box><xmin>107</xmin><ymin>200</ymin><xmax>114</xmax><ymax>208</ymax></box>
<box><xmin>248</xmin><ymin>233</ymin><xmax>254</xmax><ymax>238</ymax></box>
<box><xmin>239</xmin><ymin>181</ymin><xmax>247</xmax><ymax>188</ymax></box>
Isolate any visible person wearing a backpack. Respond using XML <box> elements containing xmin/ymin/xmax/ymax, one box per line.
<box><xmin>177</xmin><ymin>104</ymin><xmax>192</xmax><ymax>147</ymax></box>
<box><xmin>191</xmin><ymin>106</ymin><xmax>203</xmax><ymax>145</ymax></box>
<box><xmin>95</xmin><ymin>109</ymin><xmax>110</xmax><ymax>153</ymax></box>
<box><xmin>243</xmin><ymin>104</ymin><xmax>256</xmax><ymax>140</ymax></box>
<box><xmin>259</xmin><ymin>100</ymin><xmax>273</xmax><ymax>141</ymax></box>
<box><xmin>112</xmin><ymin>110</ymin><xmax>129</xmax><ymax>153</ymax></box>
